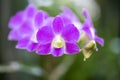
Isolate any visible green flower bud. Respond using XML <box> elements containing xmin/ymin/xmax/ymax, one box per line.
<box><xmin>82</xmin><ymin>40</ymin><xmax>96</xmax><ymax>61</ymax></box>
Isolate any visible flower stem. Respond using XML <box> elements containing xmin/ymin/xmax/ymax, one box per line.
<box><xmin>48</xmin><ymin>55</ymin><xmax>76</xmax><ymax>80</ymax></box>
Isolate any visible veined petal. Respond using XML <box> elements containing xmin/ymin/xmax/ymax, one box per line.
<box><xmin>66</xmin><ymin>43</ymin><xmax>80</xmax><ymax>54</ymax></box>
<box><xmin>95</xmin><ymin>36</ymin><xmax>104</xmax><ymax>46</ymax></box>
<box><xmin>37</xmin><ymin>26</ymin><xmax>54</xmax><ymax>44</ymax></box>
<box><xmin>53</xmin><ymin>17</ymin><xmax>64</xmax><ymax>33</ymax></box>
<box><xmin>62</xmin><ymin>24</ymin><xmax>80</xmax><ymax>43</ymax></box>
<box><xmin>36</xmin><ymin>43</ymin><xmax>51</xmax><ymax>55</ymax></box>
<box><xmin>52</xmin><ymin>48</ymin><xmax>64</xmax><ymax>57</ymax></box>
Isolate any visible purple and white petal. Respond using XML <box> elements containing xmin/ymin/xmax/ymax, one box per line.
<box><xmin>8</xmin><ymin>30</ymin><xmax>22</xmax><ymax>40</ymax></box>
<box><xmin>82</xmin><ymin>8</ymin><xmax>93</xmax><ymax>28</ymax></box>
<box><xmin>65</xmin><ymin>42</ymin><xmax>80</xmax><ymax>54</ymax></box>
<box><xmin>18</xmin><ymin>21</ymin><xmax>33</xmax><ymax>35</ymax></box>
<box><xmin>27</xmin><ymin>42</ymin><xmax>38</xmax><ymax>52</ymax></box>
<box><xmin>25</xmin><ymin>4</ymin><xmax>36</xmax><ymax>18</ymax></box>
<box><xmin>82</xmin><ymin>8</ymin><xmax>104</xmax><ymax>46</ymax></box>
<box><xmin>34</xmin><ymin>11</ymin><xmax>44</xmax><ymax>27</ymax></box>
<box><xmin>82</xmin><ymin>26</ymin><xmax>93</xmax><ymax>39</ymax></box>
<box><xmin>8</xmin><ymin>11</ymin><xmax>24</xmax><ymax>29</ymax></box>
<box><xmin>37</xmin><ymin>26</ymin><xmax>54</xmax><ymax>44</ymax></box>
<box><xmin>82</xmin><ymin>9</ymin><xmax>95</xmax><ymax>39</ymax></box>
<box><xmin>52</xmin><ymin>48</ymin><xmax>64</xmax><ymax>57</ymax></box>
<box><xmin>62</xmin><ymin>24</ymin><xmax>80</xmax><ymax>43</ymax></box>
<box><xmin>36</xmin><ymin>43</ymin><xmax>51</xmax><ymax>55</ymax></box>
<box><xmin>60</xmin><ymin>6</ymin><xmax>79</xmax><ymax>22</ymax></box>
<box><xmin>95</xmin><ymin>36</ymin><xmax>104</xmax><ymax>46</ymax></box>
<box><xmin>16</xmin><ymin>37</ymin><xmax>30</xmax><ymax>49</ymax></box>
<box><xmin>16</xmin><ymin>38</ymin><xmax>38</xmax><ymax>52</ymax></box>
<box><xmin>53</xmin><ymin>17</ymin><xmax>64</xmax><ymax>33</ymax></box>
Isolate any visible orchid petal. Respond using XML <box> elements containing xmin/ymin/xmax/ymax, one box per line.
<box><xmin>37</xmin><ymin>26</ymin><xmax>54</xmax><ymax>44</ymax></box>
<box><xmin>95</xmin><ymin>36</ymin><xmax>104</xmax><ymax>46</ymax></box>
<box><xmin>66</xmin><ymin>43</ymin><xmax>80</xmax><ymax>54</ymax></box>
<box><xmin>36</xmin><ymin>43</ymin><xmax>51</xmax><ymax>55</ymax></box>
<box><xmin>34</xmin><ymin>11</ymin><xmax>43</xmax><ymax>27</ymax></box>
<box><xmin>62</xmin><ymin>24</ymin><xmax>80</xmax><ymax>42</ymax></box>
<box><xmin>27</xmin><ymin>42</ymin><xmax>38</xmax><ymax>52</ymax></box>
<box><xmin>16</xmin><ymin>37</ymin><xmax>30</xmax><ymax>49</ymax></box>
<box><xmin>8</xmin><ymin>30</ymin><xmax>21</xmax><ymax>40</ymax></box>
<box><xmin>53</xmin><ymin>17</ymin><xmax>64</xmax><ymax>33</ymax></box>
<box><xmin>82</xmin><ymin>26</ymin><xmax>93</xmax><ymax>39</ymax></box>
<box><xmin>8</xmin><ymin>11</ymin><xmax>24</xmax><ymax>29</ymax></box>
<box><xmin>52</xmin><ymin>48</ymin><xmax>64</xmax><ymax>57</ymax></box>
<box><xmin>18</xmin><ymin>21</ymin><xmax>33</xmax><ymax>35</ymax></box>
<box><xmin>25</xmin><ymin>5</ymin><xmax>36</xmax><ymax>18</ymax></box>
<box><xmin>82</xmin><ymin>8</ymin><xmax>93</xmax><ymax>27</ymax></box>
<box><xmin>61</xmin><ymin>6</ymin><xmax>78</xmax><ymax>22</ymax></box>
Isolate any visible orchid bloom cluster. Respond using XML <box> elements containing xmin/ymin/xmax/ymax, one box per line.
<box><xmin>8</xmin><ymin>5</ymin><xmax>104</xmax><ymax>60</ymax></box>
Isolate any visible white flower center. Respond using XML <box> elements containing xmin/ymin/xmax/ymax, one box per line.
<box><xmin>52</xmin><ymin>35</ymin><xmax>65</xmax><ymax>48</ymax></box>
<box><xmin>31</xmin><ymin>30</ymin><xmax>38</xmax><ymax>43</ymax></box>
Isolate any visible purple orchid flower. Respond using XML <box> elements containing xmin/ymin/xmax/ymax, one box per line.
<box><xmin>36</xmin><ymin>16</ymin><xmax>80</xmax><ymax>57</ymax></box>
<box><xmin>8</xmin><ymin>5</ymin><xmax>37</xmax><ymax>40</ymax></box>
<box><xmin>60</xmin><ymin>6</ymin><xmax>104</xmax><ymax>47</ymax></box>
<box><xmin>81</xmin><ymin>9</ymin><xmax>104</xmax><ymax>60</ymax></box>
<box><xmin>8</xmin><ymin>4</ymin><xmax>104</xmax><ymax>59</ymax></box>
<box><xmin>58</xmin><ymin>6</ymin><xmax>104</xmax><ymax>60</ymax></box>
<box><xmin>82</xmin><ymin>9</ymin><xmax>104</xmax><ymax>47</ymax></box>
<box><xmin>8</xmin><ymin>5</ymin><xmax>49</xmax><ymax>52</ymax></box>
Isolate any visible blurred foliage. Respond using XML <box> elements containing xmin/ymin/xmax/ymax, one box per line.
<box><xmin>0</xmin><ymin>0</ymin><xmax>119</xmax><ymax>80</ymax></box>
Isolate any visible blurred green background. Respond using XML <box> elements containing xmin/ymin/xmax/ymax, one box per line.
<box><xmin>0</xmin><ymin>0</ymin><xmax>119</xmax><ymax>80</ymax></box>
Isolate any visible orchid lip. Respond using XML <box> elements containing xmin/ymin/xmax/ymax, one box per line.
<box><xmin>52</xmin><ymin>35</ymin><xmax>65</xmax><ymax>48</ymax></box>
